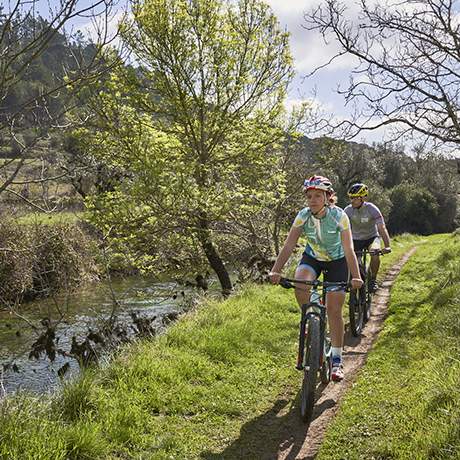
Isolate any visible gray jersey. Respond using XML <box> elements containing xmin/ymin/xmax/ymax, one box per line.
<box><xmin>344</xmin><ymin>202</ymin><xmax>384</xmax><ymax>241</ymax></box>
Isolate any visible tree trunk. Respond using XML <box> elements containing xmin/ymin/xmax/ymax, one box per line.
<box><xmin>197</xmin><ymin>222</ymin><xmax>232</xmax><ymax>297</ymax></box>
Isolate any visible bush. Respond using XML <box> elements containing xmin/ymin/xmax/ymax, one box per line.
<box><xmin>31</xmin><ymin>223</ymin><xmax>100</xmax><ymax>297</ymax></box>
<box><xmin>388</xmin><ymin>183</ymin><xmax>438</xmax><ymax>235</ymax></box>
<box><xmin>0</xmin><ymin>222</ymin><xmax>34</xmax><ymax>303</ymax></box>
<box><xmin>0</xmin><ymin>220</ymin><xmax>100</xmax><ymax>304</ymax></box>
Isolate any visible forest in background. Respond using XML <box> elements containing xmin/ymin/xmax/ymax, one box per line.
<box><xmin>0</xmin><ymin>1</ymin><xmax>459</xmax><ymax>298</ymax></box>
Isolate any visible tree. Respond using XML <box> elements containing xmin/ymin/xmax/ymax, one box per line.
<box><xmin>0</xmin><ymin>0</ymin><xmax>123</xmax><ymax>208</ymax></box>
<box><xmin>306</xmin><ymin>0</ymin><xmax>460</xmax><ymax>147</ymax></box>
<box><xmin>388</xmin><ymin>183</ymin><xmax>438</xmax><ymax>234</ymax></box>
<box><xmin>410</xmin><ymin>144</ymin><xmax>459</xmax><ymax>232</ymax></box>
<box><xmin>372</xmin><ymin>142</ymin><xmax>411</xmax><ymax>189</ymax></box>
<box><xmin>309</xmin><ymin>137</ymin><xmax>376</xmax><ymax>207</ymax></box>
<box><xmin>85</xmin><ymin>0</ymin><xmax>293</xmax><ymax>295</ymax></box>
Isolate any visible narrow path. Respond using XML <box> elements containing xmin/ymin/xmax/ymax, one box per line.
<box><xmin>276</xmin><ymin>247</ymin><xmax>417</xmax><ymax>460</ymax></box>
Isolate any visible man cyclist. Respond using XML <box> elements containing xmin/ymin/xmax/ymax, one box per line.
<box><xmin>269</xmin><ymin>175</ymin><xmax>362</xmax><ymax>382</ymax></box>
<box><xmin>344</xmin><ymin>183</ymin><xmax>391</xmax><ymax>293</ymax></box>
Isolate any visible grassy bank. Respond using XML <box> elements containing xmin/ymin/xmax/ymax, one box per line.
<box><xmin>16</xmin><ymin>212</ymin><xmax>83</xmax><ymax>225</ymax></box>
<box><xmin>1</xmin><ymin>280</ymin><xmax>302</xmax><ymax>459</ymax></box>
<box><xmin>0</xmin><ymin>234</ymin><xmax>454</xmax><ymax>459</ymax></box>
<box><xmin>317</xmin><ymin>233</ymin><xmax>460</xmax><ymax>460</ymax></box>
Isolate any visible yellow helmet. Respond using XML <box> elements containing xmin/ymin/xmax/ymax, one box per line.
<box><xmin>348</xmin><ymin>183</ymin><xmax>368</xmax><ymax>198</ymax></box>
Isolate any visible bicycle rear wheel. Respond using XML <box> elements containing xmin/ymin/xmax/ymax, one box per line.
<box><xmin>348</xmin><ymin>289</ymin><xmax>364</xmax><ymax>336</ymax></box>
<box><xmin>300</xmin><ymin>316</ymin><xmax>320</xmax><ymax>423</ymax></box>
<box><xmin>364</xmin><ymin>268</ymin><xmax>372</xmax><ymax>322</ymax></box>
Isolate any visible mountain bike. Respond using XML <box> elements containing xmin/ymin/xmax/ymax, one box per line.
<box><xmin>279</xmin><ymin>277</ymin><xmax>348</xmax><ymax>424</ymax></box>
<box><xmin>348</xmin><ymin>249</ymin><xmax>384</xmax><ymax>336</ymax></box>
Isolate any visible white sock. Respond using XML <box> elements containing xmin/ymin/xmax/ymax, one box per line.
<box><xmin>331</xmin><ymin>347</ymin><xmax>342</xmax><ymax>361</ymax></box>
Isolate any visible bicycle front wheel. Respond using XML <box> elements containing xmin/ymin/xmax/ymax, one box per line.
<box><xmin>300</xmin><ymin>316</ymin><xmax>320</xmax><ymax>423</ymax></box>
<box><xmin>320</xmin><ymin>334</ymin><xmax>332</xmax><ymax>384</ymax></box>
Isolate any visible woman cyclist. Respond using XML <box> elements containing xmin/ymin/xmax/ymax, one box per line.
<box><xmin>269</xmin><ymin>175</ymin><xmax>362</xmax><ymax>381</ymax></box>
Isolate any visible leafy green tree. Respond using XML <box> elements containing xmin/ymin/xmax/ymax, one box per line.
<box><xmin>371</xmin><ymin>143</ymin><xmax>411</xmax><ymax>190</ymax></box>
<box><xmin>86</xmin><ymin>0</ymin><xmax>293</xmax><ymax>295</ymax></box>
<box><xmin>410</xmin><ymin>146</ymin><xmax>459</xmax><ymax>233</ymax></box>
<box><xmin>308</xmin><ymin>137</ymin><xmax>376</xmax><ymax>207</ymax></box>
<box><xmin>388</xmin><ymin>184</ymin><xmax>438</xmax><ymax>235</ymax></box>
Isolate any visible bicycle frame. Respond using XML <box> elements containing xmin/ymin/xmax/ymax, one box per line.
<box><xmin>355</xmin><ymin>248</ymin><xmax>384</xmax><ymax>279</ymax></box>
<box><xmin>280</xmin><ymin>278</ymin><xmax>348</xmax><ymax>370</ymax></box>
<box><xmin>279</xmin><ymin>277</ymin><xmax>349</xmax><ymax>423</ymax></box>
<box><xmin>356</xmin><ymin>249</ymin><xmax>368</xmax><ymax>273</ymax></box>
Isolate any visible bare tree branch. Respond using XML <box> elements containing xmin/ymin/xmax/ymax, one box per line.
<box><xmin>305</xmin><ymin>0</ymin><xmax>460</xmax><ymax>148</ymax></box>
<box><xmin>0</xmin><ymin>0</ymin><xmax>127</xmax><ymax>206</ymax></box>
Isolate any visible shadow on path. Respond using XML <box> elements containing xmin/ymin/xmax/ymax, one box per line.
<box><xmin>201</xmin><ymin>382</ymin><xmax>337</xmax><ymax>460</ymax></box>
<box><xmin>344</xmin><ymin>328</ymin><xmax>363</xmax><ymax>347</ymax></box>
<box><xmin>202</xmin><ymin>248</ymin><xmax>418</xmax><ymax>460</ymax></box>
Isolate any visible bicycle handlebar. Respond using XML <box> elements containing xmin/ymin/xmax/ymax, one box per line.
<box><xmin>355</xmin><ymin>249</ymin><xmax>387</xmax><ymax>257</ymax></box>
<box><xmin>279</xmin><ymin>277</ymin><xmax>349</xmax><ymax>290</ymax></box>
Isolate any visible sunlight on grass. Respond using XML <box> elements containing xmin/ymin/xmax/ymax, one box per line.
<box><xmin>1</xmin><ymin>233</ymin><xmax>457</xmax><ymax>459</ymax></box>
<box><xmin>16</xmin><ymin>212</ymin><xmax>84</xmax><ymax>225</ymax></box>
<box><xmin>317</xmin><ymin>233</ymin><xmax>460</xmax><ymax>460</ymax></box>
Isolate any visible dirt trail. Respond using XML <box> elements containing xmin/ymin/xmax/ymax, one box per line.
<box><xmin>275</xmin><ymin>247</ymin><xmax>417</xmax><ymax>460</ymax></box>
<box><xmin>206</xmin><ymin>249</ymin><xmax>416</xmax><ymax>460</ymax></box>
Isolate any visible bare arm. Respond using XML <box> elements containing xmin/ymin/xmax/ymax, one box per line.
<box><xmin>341</xmin><ymin>228</ymin><xmax>363</xmax><ymax>288</ymax></box>
<box><xmin>269</xmin><ymin>225</ymin><xmax>303</xmax><ymax>283</ymax></box>
<box><xmin>377</xmin><ymin>222</ymin><xmax>391</xmax><ymax>249</ymax></box>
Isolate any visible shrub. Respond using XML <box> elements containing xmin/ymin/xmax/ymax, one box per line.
<box><xmin>388</xmin><ymin>183</ymin><xmax>438</xmax><ymax>235</ymax></box>
<box><xmin>0</xmin><ymin>220</ymin><xmax>100</xmax><ymax>305</ymax></box>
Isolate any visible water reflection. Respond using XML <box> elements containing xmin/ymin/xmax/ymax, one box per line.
<box><xmin>0</xmin><ymin>276</ymin><xmax>195</xmax><ymax>395</ymax></box>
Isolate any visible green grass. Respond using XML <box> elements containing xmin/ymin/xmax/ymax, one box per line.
<box><xmin>317</xmin><ymin>233</ymin><xmax>460</xmax><ymax>460</ymax></box>
<box><xmin>0</xmin><ymin>280</ymin><xmax>302</xmax><ymax>459</ymax></box>
<box><xmin>1</xmin><ymin>233</ymin><xmax>457</xmax><ymax>459</ymax></box>
<box><xmin>15</xmin><ymin>211</ymin><xmax>84</xmax><ymax>225</ymax></box>
<box><xmin>339</xmin><ymin>232</ymin><xmax>423</xmax><ymax>318</ymax></box>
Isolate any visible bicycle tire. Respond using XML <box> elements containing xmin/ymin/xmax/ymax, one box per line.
<box><xmin>350</xmin><ymin>263</ymin><xmax>368</xmax><ymax>334</ymax></box>
<box><xmin>300</xmin><ymin>315</ymin><xmax>320</xmax><ymax>423</ymax></box>
<box><xmin>364</xmin><ymin>274</ymin><xmax>372</xmax><ymax>322</ymax></box>
<box><xmin>348</xmin><ymin>289</ymin><xmax>364</xmax><ymax>336</ymax></box>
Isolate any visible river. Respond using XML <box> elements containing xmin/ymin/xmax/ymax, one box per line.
<box><xmin>0</xmin><ymin>276</ymin><xmax>199</xmax><ymax>395</ymax></box>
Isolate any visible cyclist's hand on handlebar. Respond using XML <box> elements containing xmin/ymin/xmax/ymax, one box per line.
<box><xmin>269</xmin><ymin>271</ymin><xmax>282</xmax><ymax>284</ymax></box>
<box><xmin>382</xmin><ymin>247</ymin><xmax>392</xmax><ymax>254</ymax></box>
<box><xmin>351</xmin><ymin>277</ymin><xmax>363</xmax><ymax>289</ymax></box>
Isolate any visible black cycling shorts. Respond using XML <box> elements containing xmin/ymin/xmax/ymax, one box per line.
<box><xmin>353</xmin><ymin>237</ymin><xmax>380</xmax><ymax>252</ymax></box>
<box><xmin>298</xmin><ymin>253</ymin><xmax>349</xmax><ymax>290</ymax></box>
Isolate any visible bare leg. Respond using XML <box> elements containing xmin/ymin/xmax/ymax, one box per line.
<box><xmin>294</xmin><ymin>266</ymin><xmax>316</xmax><ymax>306</ymax></box>
<box><xmin>369</xmin><ymin>254</ymin><xmax>380</xmax><ymax>279</ymax></box>
<box><xmin>326</xmin><ymin>291</ymin><xmax>346</xmax><ymax>347</ymax></box>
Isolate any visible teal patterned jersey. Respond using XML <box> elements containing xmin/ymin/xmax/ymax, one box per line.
<box><xmin>293</xmin><ymin>206</ymin><xmax>350</xmax><ymax>261</ymax></box>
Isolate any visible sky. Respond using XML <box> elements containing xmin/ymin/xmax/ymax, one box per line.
<box><xmin>25</xmin><ymin>0</ymin><xmax>434</xmax><ymax>148</ymax></box>
<box><xmin>264</xmin><ymin>1</ymin><xmax>380</xmax><ymax>145</ymax></box>
<box><xmin>265</xmin><ymin>2</ymin><xmax>347</xmax><ymax>102</ymax></box>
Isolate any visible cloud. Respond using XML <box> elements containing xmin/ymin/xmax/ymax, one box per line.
<box><xmin>77</xmin><ymin>9</ymin><xmax>126</xmax><ymax>44</ymax></box>
<box><xmin>265</xmin><ymin>0</ymin><xmax>358</xmax><ymax>74</ymax></box>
